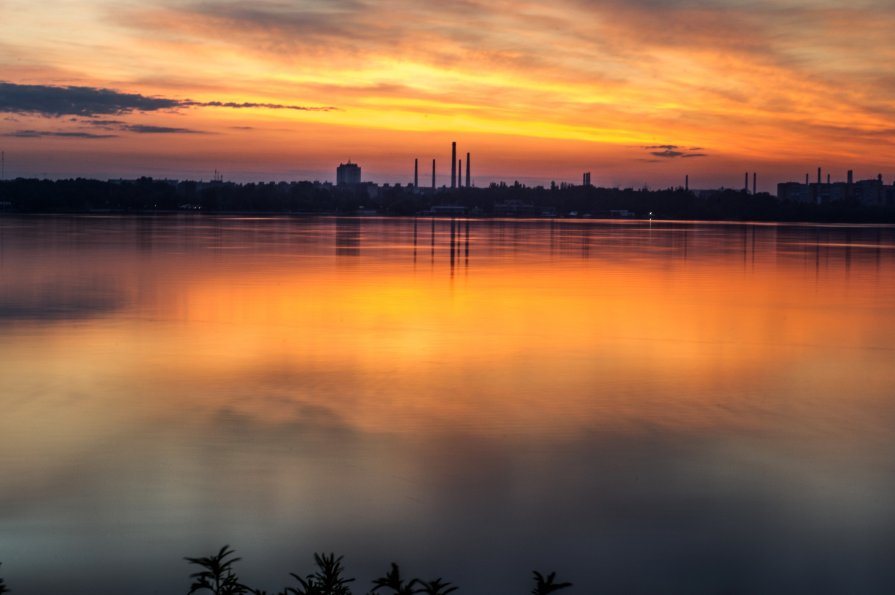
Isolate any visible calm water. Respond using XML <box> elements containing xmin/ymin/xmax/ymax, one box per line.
<box><xmin>2</xmin><ymin>215</ymin><xmax>895</xmax><ymax>594</ymax></box>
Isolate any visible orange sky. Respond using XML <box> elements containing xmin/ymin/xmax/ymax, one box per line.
<box><xmin>1</xmin><ymin>0</ymin><xmax>894</xmax><ymax>190</ymax></box>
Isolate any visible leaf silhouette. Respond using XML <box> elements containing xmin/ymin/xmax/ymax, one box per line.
<box><xmin>0</xmin><ymin>562</ymin><xmax>9</xmax><ymax>594</ymax></box>
<box><xmin>284</xmin><ymin>552</ymin><xmax>354</xmax><ymax>595</ymax></box>
<box><xmin>531</xmin><ymin>571</ymin><xmax>572</xmax><ymax>595</ymax></box>
<box><xmin>370</xmin><ymin>563</ymin><xmax>417</xmax><ymax>595</ymax></box>
<box><xmin>185</xmin><ymin>545</ymin><xmax>250</xmax><ymax>594</ymax></box>
<box><xmin>416</xmin><ymin>577</ymin><xmax>457</xmax><ymax>595</ymax></box>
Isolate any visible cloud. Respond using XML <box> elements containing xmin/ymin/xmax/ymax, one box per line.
<box><xmin>0</xmin><ymin>82</ymin><xmax>180</xmax><ymax>117</ymax></box>
<box><xmin>184</xmin><ymin>100</ymin><xmax>336</xmax><ymax>112</ymax></box>
<box><xmin>0</xmin><ymin>81</ymin><xmax>337</xmax><ymax>118</ymax></box>
<box><xmin>651</xmin><ymin>149</ymin><xmax>684</xmax><ymax>158</ymax></box>
<box><xmin>88</xmin><ymin>119</ymin><xmax>128</xmax><ymax>128</ymax></box>
<box><xmin>643</xmin><ymin>144</ymin><xmax>707</xmax><ymax>159</ymax></box>
<box><xmin>3</xmin><ymin>119</ymin><xmax>206</xmax><ymax>137</ymax></box>
<box><xmin>3</xmin><ymin>129</ymin><xmax>116</xmax><ymax>139</ymax></box>
<box><xmin>123</xmin><ymin>124</ymin><xmax>205</xmax><ymax>134</ymax></box>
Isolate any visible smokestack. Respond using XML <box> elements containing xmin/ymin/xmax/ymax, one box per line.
<box><xmin>806</xmin><ymin>173</ymin><xmax>809</xmax><ymax>184</ymax></box>
<box><xmin>745</xmin><ymin>172</ymin><xmax>749</xmax><ymax>193</ymax></box>
<box><xmin>879</xmin><ymin>173</ymin><xmax>883</xmax><ymax>183</ymax></box>
<box><xmin>451</xmin><ymin>142</ymin><xmax>457</xmax><ymax>189</ymax></box>
<box><xmin>827</xmin><ymin>173</ymin><xmax>831</xmax><ymax>184</ymax></box>
<box><xmin>458</xmin><ymin>159</ymin><xmax>463</xmax><ymax>187</ymax></box>
<box><xmin>466</xmin><ymin>152</ymin><xmax>471</xmax><ymax>188</ymax></box>
<box><xmin>753</xmin><ymin>172</ymin><xmax>757</xmax><ymax>195</ymax></box>
<box><xmin>432</xmin><ymin>159</ymin><xmax>436</xmax><ymax>189</ymax></box>
<box><xmin>847</xmin><ymin>170</ymin><xmax>853</xmax><ymax>184</ymax></box>
<box><xmin>815</xmin><ymin>167</ymin><xmax>822</xmax><ymax>205</ymax></box>
<box><xmin>414</xmin><ymin>158</ymin><xmax>418</xmax><ymax>188</ymax></box>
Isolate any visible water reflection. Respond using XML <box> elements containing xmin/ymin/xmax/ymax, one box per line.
<box><xmin>1</xmin><ymin>216</ymin><xmax>895</xmax><ymax>594</ymax></box>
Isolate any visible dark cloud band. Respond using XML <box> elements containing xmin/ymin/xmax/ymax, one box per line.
<box><xmin>643</xmin><ymin>144</ymin><xmax>708</xmax><ymax>159</ymax></box>
<box><xmin>0</xmin><ymin>81</ymin><xmax>336</xmax><ymax>117</ymax></box>
<box><xmin>2</xmin><ymin>129</ymin><xmax>117</xmax><ymax>139</ymax></box>
<box><xmin>123</xmin><ymin>124</ymin><xmax>205</xmax><ymax>134</ymax></box>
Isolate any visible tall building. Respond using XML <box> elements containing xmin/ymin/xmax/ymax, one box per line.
<box><xmin>336</xmin><ymin>161</ymin><xmax>361</xmax><ymax>186</ymax></box>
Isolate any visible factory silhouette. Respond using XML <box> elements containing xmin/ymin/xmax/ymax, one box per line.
<box><xmin>338</xmin><ymin>141</ymin><xmax>473</xmax><ymax>192</ymax></box>
<box><xmin>333</xmin><ymin>141</ymin><xmax>894</xmax><ymax>211</ymax></box>
<box><xmin>1</xmin><ymin>140</ymin><xmax>894</xmax><ymax>221</ymax></box>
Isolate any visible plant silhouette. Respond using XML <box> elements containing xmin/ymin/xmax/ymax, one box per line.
<box><xmin>415</xmin><ymin>577</ymin><xmax>457</xmax><ymax>595</ymax></box>
<box><xmin>531</xmin><ymin>571</ymin><xmax>572</xmax><ymax>595</ymax></box>
<box><xmin>284</xmin><ymin>552</ymin><xmax>355</xmax><ymax>595</ymax></box>
<box><xmin>185</xmin><ymin>545</ymin><xmax>249</xmax><ymax>595</ymax></box>
<box><xmin>370</xmin><ymin>563</ymin><xmax>417</xmax><ymax>595</ymax></box>
<box><xmin>0</xmin><ymin>562</ymin><xmax>9</xmax><ymax>594</ymax></box>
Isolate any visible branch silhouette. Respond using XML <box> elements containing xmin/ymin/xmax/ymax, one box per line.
<box><xmin>185</xmin><ymin>545</ymin><xmax>249</xmax><ymax>595</ymax></box>
<box><xmin>370</xmin><ymin>563</ymin><xmax>418</xmax><ymax>595</ymax></box>
<box><xmin>0</xmin><ymin>562</ymin><xmax>9</xmax><ymax>594</ymax></box>
<box><xmin>285</xmin><ymin>552</ymin><xmax>355</xmax><ymax>595</ymax></box>
<box><xmin>531</xmin><ymin>571</ymin><xmax>572</xmax><ymax>595</ymax></box>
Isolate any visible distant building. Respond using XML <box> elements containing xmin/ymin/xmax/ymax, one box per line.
<box><xmin>493</xmin><ymin>200</ymin><xmax>537</xmax><ymax>216</ymax></box>
<box><xmin>778</xmin><ymin>174</ymin><xmax>894</xmax><ymax>206</ymax></box>
<box><xmin>336</xmin><ymin>161</ymin><xmax>361</xmax><ymax>186</ymax></box>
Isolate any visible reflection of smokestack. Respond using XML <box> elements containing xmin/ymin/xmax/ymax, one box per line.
<box><xmin>414</xmin><ymin>158</ymin><xmax>418</xmax><ymax>188</ymax></box>
<box><xmin>466</xmin><ymin>152</ymin><xmax>471</xmax><ymax>188</ymax></box>
<box><xmin>451</xmin><ymin>142</ymin><xmax>457</xmax><ymax>188</ymax></box>
<box><xmin>432</xmin><ymin>159</ymin><xmax>436</xmax><ymax>189</ymax></box>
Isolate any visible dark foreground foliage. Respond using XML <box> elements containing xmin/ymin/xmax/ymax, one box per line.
<box><xmin>183</xmin><ymin>546</ymin><xmax>570</xmax><ymax>595</ymax></box>
<box><xmin>0</xmin><ymin>562</ymin><xmax>9</xmax><ymax>594</ymax></box>
<box><xmin>531</xmin><ymin>571</ymin><xmax>572</xmax><ymax>595</ymax></box>
<box><xmin>185</xmin><ymin>545</ymin><xmax>248</xmax><ymax>595</ymax></box>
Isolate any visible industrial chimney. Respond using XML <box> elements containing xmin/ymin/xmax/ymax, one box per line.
<box><xmin>451</xmin><ymin>142</ymin><xmax>457</xmax><ymax>189</ymax></box>
<box><xmin>466</xmin><ymin>152</ymin><xmax>471</xmax><ymax>188</ymax></box>
<box><xmin>414</xmin><ymin>158</ymin><xmax>418</xmax><ymax>189</ymax></box>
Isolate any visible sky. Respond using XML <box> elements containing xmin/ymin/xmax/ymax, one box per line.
<box><xmin>1</xmin><ymin>0</ymin><xmax>894</xmax><ymax>190</ymax></box>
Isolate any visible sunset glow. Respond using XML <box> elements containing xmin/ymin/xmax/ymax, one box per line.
<box><xmin>1</xmin><ymin>0</ymin><xmax>894</xmax><ymax>188</ymax></box>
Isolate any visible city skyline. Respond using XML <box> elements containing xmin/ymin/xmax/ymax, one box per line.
<box><xmin>1</xmin><ymin>0</ymin><xmax>894</xmax><ymax>191</ymax></box>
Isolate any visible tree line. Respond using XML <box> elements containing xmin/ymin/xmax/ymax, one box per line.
<box><xmin>0</xmin><ymin>548</ymin><xmax>572</xmax><ymax>595</ymax></box>
<box><xmin>2</xmin><ymin>176</ymin><xmax>895</xmax><ymax>221</ymax></box>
